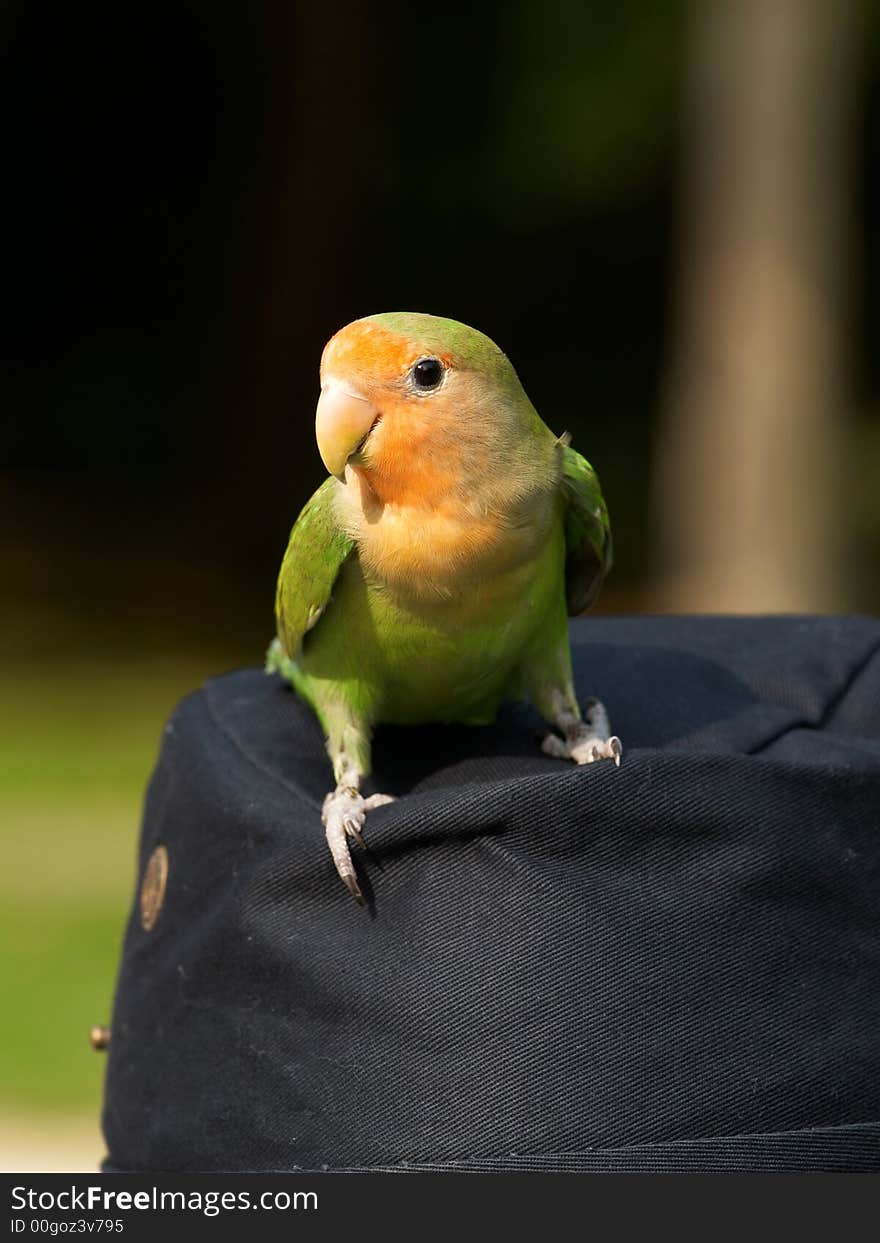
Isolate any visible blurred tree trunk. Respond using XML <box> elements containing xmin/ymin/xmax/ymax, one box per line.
<box><xmin>652</xmin><ymin>0</ymin><xmax>855</xmax><ymax>612</ymax></box>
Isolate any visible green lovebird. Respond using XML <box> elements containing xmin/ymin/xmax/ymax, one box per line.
<box><xmin>267</xmin><ymin>312</ymin><xmax>620</xmax><ymax>902</ymax></box>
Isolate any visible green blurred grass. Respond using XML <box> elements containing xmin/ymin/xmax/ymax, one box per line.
<box><xmin>0</xmin><ymin>657</ymin><xmax>227</xmax><ymax>1113</ymax></box>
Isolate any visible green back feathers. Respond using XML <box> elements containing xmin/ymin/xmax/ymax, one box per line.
<box><xmin>560</xmin><ymin>443</ymin><xmax>612</xmax><ymax>615</ymax></box>
<box><xmin>273</xmin><ymin>479</ymin><xmax>353</xmax><ymax>661</ymax></box>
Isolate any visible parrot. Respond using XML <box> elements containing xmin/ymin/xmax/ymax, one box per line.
<box><xmin>267</xmin><ymin>312</ymin><xmax>620</xmax><ymax>903</ymax></box>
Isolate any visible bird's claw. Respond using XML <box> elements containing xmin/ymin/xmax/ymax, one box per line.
<box><xmin>580</xmin><ymin>734</ymin><xmax>622</xmax><ymax>766</ymax></box>
<box><xmin>541</xmin><ymin>697</ymin><xmax>622</xmax><ymax>767</ymax></box>
<box><xmin>542</xmin><ymin>731</ymin><xmax>622</xmax><ymax>765</ymax></box>
<box><xmin>342</xmin><ymin>816</ymin><xmax>366</xmax><ymax>850</ymax></box>
<box><xmin>322</xmin><ymin>787</ymin><xmax>395</xmax><ymax>904</ymax></box>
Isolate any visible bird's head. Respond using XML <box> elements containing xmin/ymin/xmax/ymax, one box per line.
<box><xmin>315</xmin><ymin>312</ymin><xmax>541</xmax><ymax>504</ymax></box>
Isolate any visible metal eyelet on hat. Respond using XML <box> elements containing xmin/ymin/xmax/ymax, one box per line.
<box><xmin>140</xmin><ymin>844</ymin><xmax>169</xmax><ymax>931</ymax></box>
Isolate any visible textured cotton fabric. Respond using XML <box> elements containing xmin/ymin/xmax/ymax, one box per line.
<box><xmin>102</xmin><ymin>616</ymin><xmax>880</xmax><ymax>1173</ymax></box>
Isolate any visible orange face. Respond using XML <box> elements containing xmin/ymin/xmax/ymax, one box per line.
<box><xmin>316</xmin><ymin>318</ymin><xmax>475</xmax><ymax>506</ymax></box>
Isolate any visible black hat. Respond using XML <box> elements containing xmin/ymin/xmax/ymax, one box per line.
<box><xmin>101</xmin><ymin>616</ymin><xmax>880</xmax><ymax>1172</ymax></box>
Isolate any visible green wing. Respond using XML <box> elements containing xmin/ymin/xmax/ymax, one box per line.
<box><xmin>268</xmin><ymin>478</ymin><xmax>354</xmax><ymax>672</ymax></box>
<box><xmin>560</xmin><ymin>442</ymin><xmax>612</xmax><ymax>616</ymax></box>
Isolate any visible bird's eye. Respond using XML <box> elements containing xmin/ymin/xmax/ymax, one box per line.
<box><xmin>411</xmin><ymin>357</ymin><xmax>444</xmax><ymax>390</ymax></box>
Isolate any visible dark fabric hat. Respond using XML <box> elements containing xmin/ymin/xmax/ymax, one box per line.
<box><xmin>101</xmin><ymin>616</ymin><xmax>880</xmax><ymax>1172</ymax></box>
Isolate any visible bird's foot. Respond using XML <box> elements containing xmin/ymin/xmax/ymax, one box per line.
<box><xmin>322</xmin><ymin>786</ymin><xmax>395</xmax><ymax>904</ymax></box>
<box><xmin>541</xmin><ymin>697</ymin><xmax>622</xmax><ymax>767</ymax></box>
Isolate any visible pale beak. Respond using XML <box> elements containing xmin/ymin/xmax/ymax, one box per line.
<box><xmin>315</xmin><ymin>385</ymin><xmax>379</xmax><ymax>481</ymax></box>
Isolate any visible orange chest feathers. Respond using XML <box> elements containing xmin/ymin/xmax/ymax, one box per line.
<box><xmin>333</xmin><ymin>471</ymin><xmax>556</xmax><ymax>602</ymax></box>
